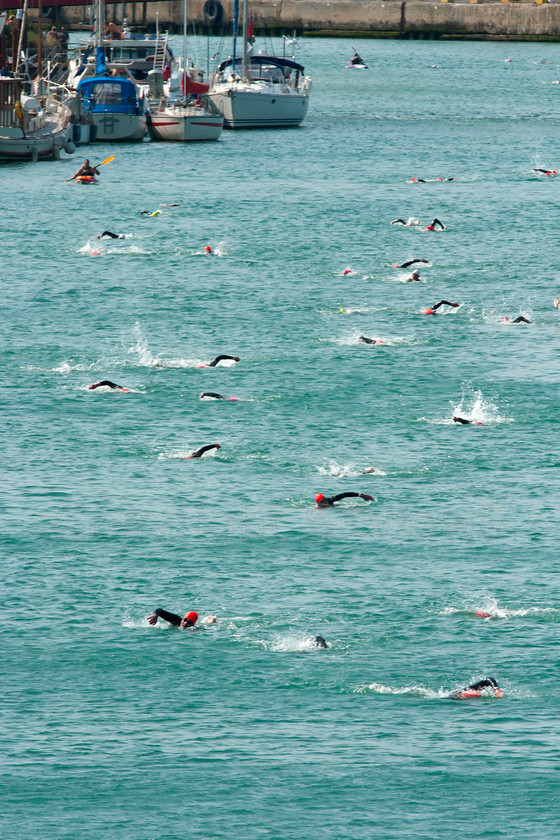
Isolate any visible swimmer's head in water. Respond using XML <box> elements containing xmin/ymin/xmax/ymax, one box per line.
<box><xmin>315</xmin><ymin>493</ymin><xmax>326</xmax><ymax>505</ymax></box>
<box><xmin>314</xmin><ymin>635</ymin><xmax>328</xmax><ymax>649</ymax></box>
<box><xmin>204</xmin><ymin>245</ymin><xmax>212</xmax><ymax>253</ymax></box>
<box><xmin>411</xmin><ymin>270</ymin><xmax>420</xmax><ymax>279</ymax></box>
<box><xmin>181</xmin><ymin>611</ymin><xmax>198</xmax><ymax>627</ymax></box>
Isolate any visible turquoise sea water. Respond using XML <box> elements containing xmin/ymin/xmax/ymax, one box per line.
<box><xmin>2</xmin><ymin>36</ymin><xmax>560</xmax><ymax>839</ymax></box>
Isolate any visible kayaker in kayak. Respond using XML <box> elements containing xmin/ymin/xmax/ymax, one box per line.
<box><xmin>71</xmin><ymin>159</ymin><xmax>99</xmax><ymax>181</ymax></box>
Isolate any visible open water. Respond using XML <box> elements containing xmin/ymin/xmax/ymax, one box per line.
<box><xmin>2</xmin><ymin>35</ymin><xmax>560</xmax><ymax>840</ymax></box>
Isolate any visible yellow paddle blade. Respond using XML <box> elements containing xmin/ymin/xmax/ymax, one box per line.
<box><xmin>99</xmin><ymin>155</ymin><xmax>115</xmax><ymax>166</ymax></box>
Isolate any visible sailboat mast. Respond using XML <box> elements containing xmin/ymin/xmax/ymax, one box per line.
<box><xmin>183</xmin><ymin>0</ymin><xmax>187</xmax><ymax>73</ymax></box>
<box><xmin>232</xmin><ymin>0</ymin><xmax>238</xmax><ymax>77</ymax></box>
<box><xmin>242</xmin><ymin>0</ymin><xmax>248</xmax><ymax>81</ymax></box>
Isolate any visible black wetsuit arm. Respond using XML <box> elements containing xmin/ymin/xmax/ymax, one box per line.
<box><xmin>201</xmin><ymin>392</ymin><xmax>225</xmax><ymax>399</ymax></box>
<box><xmin>512</xmin><ymin>316</ymin><xmax>531</xmax><ymax>324</ymax></box>
<box><xmin>400</xmin><ymin>259</ymin><xmax>427</xmax><ymax>268</ymax></box>
<box><xmin>453</xmin><ymin>416</ymin><xmax>471</xmax><ymax>424</ymax></box>
<box><xmin>432</xmin><ymin>300</ymin><xmax>456</xmax><ymax>312</ymax></box>
<box><xmin>154</xmin><ymin>608</ymin><xmax>183</xmax><ymax>626</ymax></box>
<box><xmin>192</xmin><ymin>444</ymin><xmax>219</xmax><ymax>458</ymax></box>
<box><xmin>207</xmin><ymin>355</ymin><xmax>238</xmax><ymax>367</ymax></box>
<box><xmin>328</xmin><ymin>492</ymin><xmax>363</xmax><ymax>505</ymax></box>
<box><xmin>359</xmin><ymin>336</ymin><xmax>376</xmax><ymax>344</ymax></box>
<box><xmin>98</xmin><ymin>231</ymin><xmax>120</xmax><ymax>239</ymax></box>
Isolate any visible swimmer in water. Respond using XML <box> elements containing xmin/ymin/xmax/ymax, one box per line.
<box><xmin>97</xmin><ymin>231</ymin><xmax>125</xmax><ymax>240</ymax></box>
<box><xmin>203</xmin><ymin>245</ymin><xmax>212</xmax><ymax>253</ymax></box>
<box><xmin>314</xmin><ymin>636</ymin><xmax>328</xmax><ymax>649</ymax></box>
<box><xmin>88</xmin><ymin>380</ymin><xmax>128</xmax><ymax>391</ymax></box>
<box><xmin>502</xmin><ymin>315</ymin><xmax>531</xmax><ymax>324</ymax></box>
<box><xmin>424</xmin><ymin>300</ymin><xmax>459</xmax><ymax>315</ymax></box>
<box><xmin>200</xmin><ymin>392</ymin><xmax>238</xmax><ymax>401</ymax></box>
<box><xmin>452</xmin><ymin>677</ymin><xmax>504</xmax><ymax>699</ymax></box>
<box><xmin>315</xmin><ymin>492</ymin><xmax>374</xmax><ymax>508</ymax></box>
<box><xmin>147</xmin><ymin>608</ymin><xmax>199</xmax><ymax>628</ymax></box>
<box><xmin>205</xmin><ymin>355</ymin><xmax>240</xmax><ymax>368</ymax></box>
<box><xmin>453</xmin><ymin>416</ymin><xmax>483</xmax><ymax>425</ymax></box>
<box><xmin>391</xmin><ymin>218</ymin><xmax>421</xmax><ymax>227</ymax></box>
<box><xmin>533</xmin><ymin>168</ymin><xmax>557</xmax><ymax>176</ymax></box>
<box><xmin>359</xmin><ymin>336</ymin><xmax>383</xmax><ymax>345</ymax></box>
<box><xmin>140</xmin><ymin>210</ymin><xmax>160</xmax><ymax>216</ymax></box>
<box><xmin>394</xmin><ymin>259</ymin><xmax>430</xmax><ymax>269</ymax></box>
<box><xmin>426</xmin><ymin>218</ymin><xmax>445</xmax><ymax>231</ymax></box>
<box><xmin>407</xmin><ymin>270</ymin><xmax>421</xmax><ymax>282</ymax></box>
<box><xmin>186</xmin><ymin>443</ymin><xmax>221</xmax><ymax>459</ymax></box>
<box><xmin>410</xmin><ymin>178</ymin><xmax>427</xmax><ymax>183</ymax></box>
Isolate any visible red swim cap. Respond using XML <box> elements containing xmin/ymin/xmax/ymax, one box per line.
<box><xmin>204</xmin><ymin>245</ymin><xmax>212</xmax><ymax>253</ymax></box>
<box><xmin>424</xmin><ymin>308</ymin><xmax>434</xmax><ymax>315</ymax></box>
<box><xmin>185</xmin><ymin>611</ymin><xmax>198</xmax><ymax>624</ymax></box>
<box><xmin>315</xmin><ymin>493</ymin><xmax>326</xmax><ymax>504</ymax></box>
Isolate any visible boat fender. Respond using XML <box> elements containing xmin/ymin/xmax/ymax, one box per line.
<box><xmin>203</xmin><ymin>0</ymin><xmax>223</xmax><ymax>24</ymax></box>
<box><xmin>15</xmin><ymin>100</ymin><xmax>24</xmax><ymax>122</ymax></box>
<box><xmin>65</xmin><ymin>139</ymin><xmax>77</xmax><ymax>154</ymax></box>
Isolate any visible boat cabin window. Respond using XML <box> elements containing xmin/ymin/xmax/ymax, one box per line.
<box><xmin>93</xmin><ymin>83</ymin><xmax>125</xmax><ymax>104</ymax></box>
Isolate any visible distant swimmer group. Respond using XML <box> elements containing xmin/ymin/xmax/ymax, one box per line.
<box><xmin>88</xmin><ymin>380</ymin><xmax>128</xmax><ymax>391</ymax></box>
<box><xmin>315</xmin><ymin>491</ymin><xmax>374</xmax><ymax>507</ymax></box>
<box><xmin>423</xmin><ymin>300</ymin><xmax>460</xmax><ymax>315</ymax></box>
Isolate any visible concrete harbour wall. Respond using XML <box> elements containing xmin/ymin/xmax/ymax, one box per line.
<box><xmin>49</xmin><ymin>1</ymin><xmax>560</xmax><ymax>41</ymax></box>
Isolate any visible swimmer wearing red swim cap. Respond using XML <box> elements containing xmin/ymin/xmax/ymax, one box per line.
<box><xmin>315</xmin><ymin>492</ymin><xmax>374</xmax><ymax>508</ymax></box>
<box><xmin>359</xmin><ymin>336</ymin><xmax>383</xmax><ymax>345</ymax></box>
<box><xmin>452</xmin><ymin>677</ymin><xmax>504</xmax><ymax>700</ymax></box>
<box><xmin>426</xmin><ymin>218</ymin><xmax>445</xmax><ymax>231</ymax></box>
<box><xmin>147</xmin><ymin>608</ymin><xmax>199</xmax><ymax>628</ymax></box>
<box><xmin>423</xmin><ymin>300</ymin><xmax>459</xmax><ymax>315</ymax></box>
<box><xmin>203</xmin><ymin>245</ymin><xmax>212</xmax><ymax>253</ymax></box>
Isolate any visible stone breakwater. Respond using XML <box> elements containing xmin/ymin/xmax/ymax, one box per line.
<box><xmin>57</xmin><ymin>0</ymin><xmax>560</xmax><ymax>41</ymax></box>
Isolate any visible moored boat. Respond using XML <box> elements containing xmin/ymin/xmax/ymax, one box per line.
<box><xmin>207</xmin><ymin>0</ymin><xmax>310</xmax><ymax>130</ymax></box>
<box><xmin>0</xmin><ymin>78</ymin><xmax>74</xmax><ymax>161</ymax></box>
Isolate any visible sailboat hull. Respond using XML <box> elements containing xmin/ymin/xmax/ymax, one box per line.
<box><xmin>207</xmin><ymin>85</ymin><xmax>309</xmax><ymax>129</ymax></box>
<box><xmin>147</xmin><ymin>110</ymin><xmax>223</xmax><ymax>141</ymax></box>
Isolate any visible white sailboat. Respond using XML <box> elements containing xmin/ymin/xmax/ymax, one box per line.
<box><xmin>146</xmin><ymin>0</ymin><xmax>223</xmax><ymax>142</ymax></box>
<box><xmin>207</xmin><ymin>2</ymin><xmax>311</xmax><ymax>129</ymax></box>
